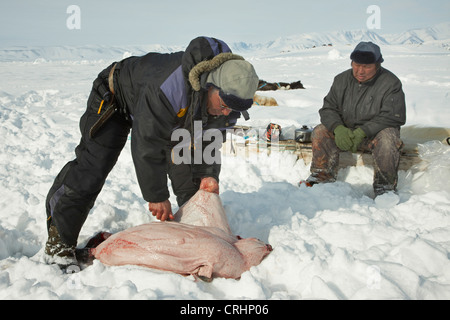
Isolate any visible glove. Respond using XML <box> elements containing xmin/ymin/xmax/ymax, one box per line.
<box><xmin>334</xmin><ymin>125</ymin><xmax>354</xmax><ymax>151</ymax></box>
<box><xmin>351</xmin><ymin>128</ymin><xmax>366</xmax><ymax>153</ymax></box>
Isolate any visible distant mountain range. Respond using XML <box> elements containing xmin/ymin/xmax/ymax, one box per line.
<box><xmin>1</xmin><ymin>22</ymin><xmax>449</xmax><ymax>62</ymax></box>
<box><xmin>392</xmin><ymin>22</ymin><xmax>450</xmax><ymax>43</ymax></box>
<box><xmin>231</xmin><ymin>22</ymin><xmax>450</xmax><ymax>52</ymax></box>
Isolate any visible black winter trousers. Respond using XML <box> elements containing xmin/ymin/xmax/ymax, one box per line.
<box><xmin>46</xmin><ymin>79</ymin><xmax>198</xmax><ymax>246</ymax></box>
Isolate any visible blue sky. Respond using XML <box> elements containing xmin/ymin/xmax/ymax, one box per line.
<box><xmin>0</xmin><ymin>0</ymin><xmax>449</xmax><ymax>47</ymax></box>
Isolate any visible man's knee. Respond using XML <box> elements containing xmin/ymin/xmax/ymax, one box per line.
<box><xmin>372</xmin><ymin>128</ymin><xmax>403</xmax><ymax>151</ymax></box>
<box><xmin>312</xmin><ymin>124</ymin><xmax>332</xmax><ymax>140</ymax></box>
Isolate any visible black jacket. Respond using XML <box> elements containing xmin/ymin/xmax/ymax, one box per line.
<box><xmin>109</xmin><ymin>37</ymin><xmax>239</xmax><ymax>203</ymax></box>
<box><xmin>319</xmin><ymin>67</ymin><xmax>406</xmax><ymax>139</ymax></box>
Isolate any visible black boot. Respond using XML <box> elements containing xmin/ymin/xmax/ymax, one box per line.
<box><xmin>44</xmin><ymin>224</ymin><xmax>78</xmax><ymax>269</ymax></box>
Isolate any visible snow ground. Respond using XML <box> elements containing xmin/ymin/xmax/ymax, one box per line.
<box><xmin>0</xmin><ymin>41</ymin><xmax>449</xmax><ymax>300</ymax></box>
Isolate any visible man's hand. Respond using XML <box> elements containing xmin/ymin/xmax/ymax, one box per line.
<box><xmin>351</xmin><ymin>127</ymin><xmax>366</xmax><ymax>153</ymax></box>
<box><xmin>334</xmin><ymin>125</ymin><xmax>355</xmax><ymax>151</ymax></box>
<box><xmin>199</xmin><ymin>177</ymin><xmax>219</xmax><ymax>194</ymax></box>
<box><xmin>148</xmin><ymin>200</ymin><xmax>174</xmax><ymax>221</ymax></box>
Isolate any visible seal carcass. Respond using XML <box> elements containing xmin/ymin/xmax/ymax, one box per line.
<box><xmin>92</xmin><ymin>191</ymin><xmax>272</xmax><ymax>280</ymax></box>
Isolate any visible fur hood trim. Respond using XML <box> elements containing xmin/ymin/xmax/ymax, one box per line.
<box><xmin>188</xmin><ymin>52</ymin><xmax>245</xmax><ymax>91</ymax></box>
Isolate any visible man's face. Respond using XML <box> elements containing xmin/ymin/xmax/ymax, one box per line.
<box><xmin>206</xmin><ymin>88</ymin><xmax>233</xmax><ymax>116</ymax></box>
<box><xmin>351</xmin><ymin>61</ymin><xmax>378</xmax><ymax>83</ymax></box>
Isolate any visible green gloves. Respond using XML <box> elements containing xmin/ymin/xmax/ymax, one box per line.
<box><xmin>351</xmin><ymin>127</ymin><xmax>366</xmax><ymax>153</ymax></box>
<box><xmin>334</xmin><ymin>125</ymin><xmax>366</xmax><ymax>152</ymax></box>
<box><xmin>334</xmin><ymin>125</ymin><xmax>354</xmax><ymax>151</ymax></box>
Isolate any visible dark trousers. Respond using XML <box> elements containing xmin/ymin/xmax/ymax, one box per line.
<box><xmin>46</xmin><ymin>82</ymin><xmax>198</xmax><ymax>246</ymax></box>
<box><xmin>309</xmin><ymin>124</ymin><xmax>403</xmax><ymax>193</ymax></box>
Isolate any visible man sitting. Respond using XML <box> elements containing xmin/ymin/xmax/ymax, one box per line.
<box><xmin>302</xmin><ymin>42</ymin><xmax>406</xmax><ymax>197</ymax></box>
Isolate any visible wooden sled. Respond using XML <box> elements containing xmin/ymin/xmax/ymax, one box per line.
<box><xmin>223</xmin><ymin>125</ymin><xmax>450</xmax><ymax>172</ymax></box>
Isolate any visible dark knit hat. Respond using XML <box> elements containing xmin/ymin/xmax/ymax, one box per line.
<box><xmin>206</xmin><ymin>60</ymin><xmax>259</xmax><ymax>112</ymax></box>
<box><xmin>350</xmin><ymin>42</ymin><xmax>384</xmax><ymax>64</ymax></box>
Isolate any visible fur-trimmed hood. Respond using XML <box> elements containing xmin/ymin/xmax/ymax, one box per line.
<box><xmin>189</xmin><ymin>53</ymin><xmax>258</xmax><ymax>112</ymax></box>
<box><xmin>188</xmin><ymin>52</ymin><xmax>245</xmax><ymax>91</ymax></box>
